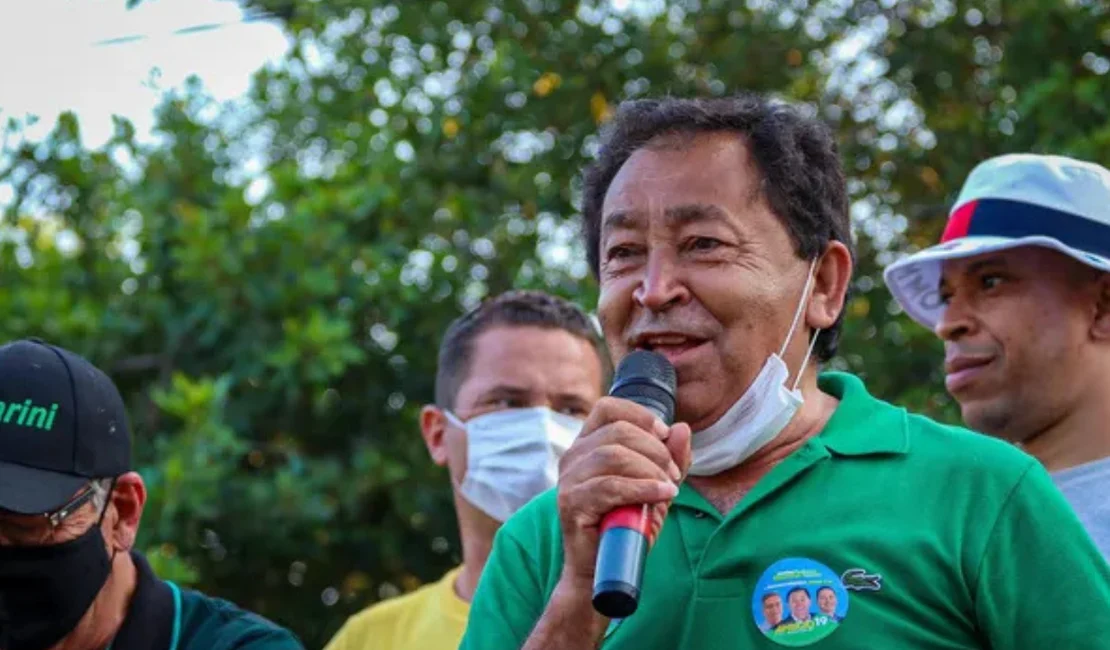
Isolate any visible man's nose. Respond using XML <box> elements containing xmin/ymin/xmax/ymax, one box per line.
<box><xmin>633</xmin><ymin>250</ymin><xmax>690</xmax><ymax>312</ymax></box>
<box><xmin>934</xmin><ymin>293</ymin><xmax>975</xmax><ymax>341</ymax></box>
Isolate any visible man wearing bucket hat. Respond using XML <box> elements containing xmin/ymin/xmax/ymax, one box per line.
<box><xmin>884</xmin><ymin>153</ymin><xmax>1110</xmax><ymax>559</ymax></box>
<box><xmin>0</xmin><ymin>338</ymin><xmax>304</xmax><ymax>650</ymax></box>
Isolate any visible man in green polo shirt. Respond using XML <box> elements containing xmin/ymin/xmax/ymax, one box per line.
<box><xmin>459</xmin><ymin>94</ymin><xmax>1110</xmax><ymax>649</ymax></box>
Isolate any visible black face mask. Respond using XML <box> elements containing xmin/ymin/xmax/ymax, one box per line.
<box><xmin>0</xmin><ymin>522</ymin><xmax>114</xmax><ymax>650</ymax></box>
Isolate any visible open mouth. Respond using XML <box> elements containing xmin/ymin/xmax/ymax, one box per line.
<box><xmin>633</xmin><ymin>334</ymin><xmax>710</xmax><ymax>365</ymax></box>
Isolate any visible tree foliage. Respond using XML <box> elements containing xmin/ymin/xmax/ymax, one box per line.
<box><xmin>1</xmin><ymin>0</ymin><xmax>1107</xmax><ymax>645</ymax></box>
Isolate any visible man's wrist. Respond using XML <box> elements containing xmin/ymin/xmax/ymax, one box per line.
<box><xmin>555</xmin><ymin>570</ymin><xmax>596</xmax><ymax>602</ymax></box>
<box><xmin>550</xmin><ymin>575</ymin><xmax>608</xmax><ymax>640</ymax></box>
<box><xmin>522</xmin><ymin>574</ymin><xmax>608</xmax><ymax>650</ymax></box>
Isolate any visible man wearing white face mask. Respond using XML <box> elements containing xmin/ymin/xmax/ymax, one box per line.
<box><xmin>324</xmin><ymin>290</ymin><xmax>607</xmax><ymax>650</ymax></box>
<box><xmin>460</xmin><ymin>94</ymin><xmax>1110</xmax><ymax>650</ymax></box>
<box><xmin>440</xmin><ymin>406</ymin><xmax>584</xmax><ymax>524</ymax></box>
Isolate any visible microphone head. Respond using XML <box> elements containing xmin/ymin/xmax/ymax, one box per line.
<box><xmin>609</xmin><ymin>350</ymin><xmax>677</xmax><ymax>425</ymax></box>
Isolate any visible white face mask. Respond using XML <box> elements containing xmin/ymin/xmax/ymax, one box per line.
<box><xmin>688</xmin><ymin>259</ymin><xmax>821</xmax><ymax>477</ymax></box>
<box><xmin>444</xmin><ymin>406</ymin><xmax>584</xmax><ymax>522</ymax></box>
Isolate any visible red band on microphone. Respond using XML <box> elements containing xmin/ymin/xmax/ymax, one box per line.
<box><xmin>600</xmin><ymin>504</ymin><xmax>653</xmax><ymax>536</ymax></box>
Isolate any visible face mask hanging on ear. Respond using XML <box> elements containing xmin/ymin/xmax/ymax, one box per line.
<box><xmin>688</xmin><ymin>258</ymin><xmax>822</xmax><ymax>477</ymax></box>
<box><xmin>444</xmin><ymin>407</ymin><xmax>584</xmax><ymax>522</ymax></box>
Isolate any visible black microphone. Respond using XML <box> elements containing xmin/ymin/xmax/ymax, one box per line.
<box><xmin>592</xmin><ymin>350</ymin><xmax>677</xmax><ymax>619</ymax></box>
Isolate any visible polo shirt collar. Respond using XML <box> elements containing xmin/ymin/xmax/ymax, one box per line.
<box><xmin>111</xmin><ymin>551</ymin><xmax>175</xmax><ymax>650</ymax></box>
<box><xmin>675</xmin><ymin>370</ymin><xmax>908</xmax><ymax>498</ymax></box>
<box><xmin>813</xmin><ymin>371</ymin><xmax>910</xmax><ymax>457</ymax></box>
<box><xmin>672</xmin><ymin>371</ymin><xmax>908</xmax><ymax>513</ymax></box>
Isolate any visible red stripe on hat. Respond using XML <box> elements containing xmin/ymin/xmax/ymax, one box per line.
<box><xmin>941</xmin><ymin>200</ymin><xmax>978</xmax><ymax>242</ymax></box>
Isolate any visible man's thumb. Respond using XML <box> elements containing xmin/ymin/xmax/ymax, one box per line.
<box><xmin>667</xmin><ymin>422</ymin><xmax>693</xmax><ymax>478</ymax></box>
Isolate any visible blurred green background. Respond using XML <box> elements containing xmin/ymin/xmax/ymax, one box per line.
<box><xmin>1</xmin><ymin>0</ymin><xmax>1108</xmax><ymax>646</ymax></box>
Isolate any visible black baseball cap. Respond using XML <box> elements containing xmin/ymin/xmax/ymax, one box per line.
<box><xmin>0</xmin><ymin>339</ymin><xmax>131</xmax><ymax>515</ymax></box>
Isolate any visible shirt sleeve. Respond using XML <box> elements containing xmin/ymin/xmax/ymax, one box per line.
<box><xmin>458</xmin><ymin>525</ymin><xmax>548</xmax><ymax>650</ymax></box>
<box><xmin>975</xmin><ymin>459</ymin><xmax>1110</xmax><ymax>646</ymax></box>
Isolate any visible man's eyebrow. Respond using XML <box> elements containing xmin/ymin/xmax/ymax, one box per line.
<box><xmin>554</xmin><ymin>392</ymin><xmax>593</xmax><ymax>406</ymax></box>
<box><xmin>0</xmin><ymin>516</ymin><xmax>33</xmax><ymax>528</ymax></box>
<box><xmin>937</xmin><ymin>258</ymin><xmax>1011</xmax><ymax>292</ymax></box>
<box><xmin>662</xmin><ymin>203</ymin><xmax>736</xmax><ymax>231</ymax></box>
<box><xmin>0</xmin><ymin>516</ymin><xmax>43</xmax><ymax>535</ymax></box>
<box><xmin>601</xmin><ymin>209</ymin><xmax>641</xmax><ymax>232</ymax></box>
<box><xmin>475</xmin><ymin>384</ymin><xmax>530</xmax><ymax>400</ymax></box>
<box><xmin>602</xmin><ymin>203</ymin><xmax>739</xmax><ymax>233</ymax></box>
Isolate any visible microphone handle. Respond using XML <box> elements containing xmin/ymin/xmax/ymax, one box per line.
<box><xmin>592</xmin><ymin>367</ymin><xmax>675</xmax><ymax>619</ymax></box>
<box><xmin>594</xmin><ymin>504</ymin><xmax>653</xmax><ymax>618</ymax></box>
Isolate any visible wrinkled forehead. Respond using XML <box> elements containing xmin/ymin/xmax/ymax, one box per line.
<box><xmin>601</xmin><ymin>133</ymin><xmax>764</xmax><ymax>232</ymax></box>
<box><xmin>939</xmin><ymin>248</ymin><xmax>1019</xmax><ymax>277</ymax></box>
<box><xmin>454</xmin><ymin>326</ymin><xmax>603</xmax><ymax>406</ymax></box>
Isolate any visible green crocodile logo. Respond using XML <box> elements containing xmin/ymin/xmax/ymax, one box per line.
<box><xmin>841</xmin><ymin>568</ymin><xmax>883</xmax><ymax>592</ymax></box>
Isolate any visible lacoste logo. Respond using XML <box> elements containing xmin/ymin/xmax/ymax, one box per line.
<box><xmin>0</xmin><ymin>398</ymin><xmax>60</xmax><ymax>431</ymax></box>
<box><xmin>841</xmin><ymin>568</ymin><xmax>883</xmax><ymax>592</ymax></box>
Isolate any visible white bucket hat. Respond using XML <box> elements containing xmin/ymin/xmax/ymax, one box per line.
<box><xmin>883</xmin><ymin>153</ymin><xmax>1110</xmax><ymax>330</ymax></box>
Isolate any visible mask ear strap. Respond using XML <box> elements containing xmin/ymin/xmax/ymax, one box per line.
<box><xmin>443</xmin><ymin>410</ymin><xmax>466</xmax><ymax>429</ymax></box>
<box><xmin>780</xmin><ymin>257</ymin><xmax>819</xmax><ymax>358</ymax></box>
<box><xmin>99</xmin><ymin>477</ymin><xmax>124</xmax><ymax>560</ymax></box>
<box><xmin>782</xmin><ymin>257</ymin><xmax>821</xmax><ymax>392</ymax></box>
<box><xmin>96</xmin><ymin>477</ymin><xmax>118</xmax><ymax>526</ymax></box>
<box><xmin>792</xmin><ymin>327</ymin><xmax>823</xmax><ymax>392</ymax></box>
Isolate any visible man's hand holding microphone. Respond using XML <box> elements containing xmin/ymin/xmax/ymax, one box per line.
<box><xmin>523</xmin><ymin>351</ymin><xmax>691</xmax><ymax>650</ymax></box>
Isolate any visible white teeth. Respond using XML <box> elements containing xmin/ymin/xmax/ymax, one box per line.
<box><xmin>647</xmin><ymin>335</ymin><xmax>689</xmax><ymax>346</ymax></box>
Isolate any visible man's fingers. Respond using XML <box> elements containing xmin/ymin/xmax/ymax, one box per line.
<box><xmin>666</xmin><ymin>422</ymin><xmax>693</xmax><ymax>479</ymax></box>
<box><xmin>648</xmin><ymin>502</ymin><xmax>671</xmax><ymax>546</ymax></box>
<box><xmin>563</xmin><ymin>421</ymin><xmax>680</xmax><ymax>482</ymax></box>
<box><xmin>580</xmin><ymin>397</ymin><xmax>670</xmax><ymax>441</ymax></box>
<box><xmin>564</xmin><ymin>476</ymin><xmax>679</xmax><ymax>522</ymax></box>
<box><xmin>564</xmin><ymin>442</ymin><xmax>676</xmax><ymax>488</ymax></box>
<box><xmin>604</xmin><ymin>422</ymin><xmax>680</xmax><ymax>480</ymax></box>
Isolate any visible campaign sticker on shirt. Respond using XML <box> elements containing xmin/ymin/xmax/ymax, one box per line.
<box><xmin>752</xmin><ymin>557</ymin><xmax>848</xmax><ymax>647</ymax></box>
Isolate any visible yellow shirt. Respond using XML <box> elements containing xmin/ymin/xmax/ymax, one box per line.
<box><xmin>325</xmin><ymin>566</ymin><xmax>470</xmax><ymax>650</ymax></box>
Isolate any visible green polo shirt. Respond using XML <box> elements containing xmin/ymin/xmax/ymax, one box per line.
<box><xmin>460</xmin><ymin>372</ymin><xmax>1110</xmax><ymax>649</ymax></box>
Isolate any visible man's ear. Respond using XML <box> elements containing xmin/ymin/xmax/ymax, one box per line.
<box><xmin>420</xmin><ymin>405</ymin><xmax>450</xmax><ymax>467</ymax></box>
<box><xmin>807</xmin><ymin>240</ymin><xmax>853</xmax><ymax>331</ymax></box>
<box><xmin>1091</xmin><ymin>273</ymin><xmax>1110</xmax><ymax>341</ymax></box>
<box><xmin>108</xmin><ymin>472</ymin><xmax>146</xmax><ymax>551</ymax></box>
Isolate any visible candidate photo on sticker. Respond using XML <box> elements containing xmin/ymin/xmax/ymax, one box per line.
<box><xmin>753</xmin><ymin>558</ymin><xmax>849</xmax><ymax>647</ymax></box>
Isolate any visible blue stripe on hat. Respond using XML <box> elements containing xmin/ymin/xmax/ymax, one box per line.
<box><xmin>966</xmin><ymin>198</ymin><xmax>1110</xmax><ymax>261</ymax></box>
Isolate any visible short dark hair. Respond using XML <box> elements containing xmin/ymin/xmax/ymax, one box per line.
<box><xmin>434</xmin><ymin>290</ymin><xmax>609</xmax><ymax>409</ymax></box>
<box><xmin>787</xmin><ymin>587</ymin><xmax>811</xmax><ymax>601</ymax></box>
<box><xmin>580</xmin><ymin>93</ymin><xmax>854</xmax><ymax>361</ymax></box>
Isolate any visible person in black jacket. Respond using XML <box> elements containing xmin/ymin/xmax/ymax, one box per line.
<box><xmin>0</xmin><ymin>338</ymin><xmax>304</xmax><ymax>650</ymax></box>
